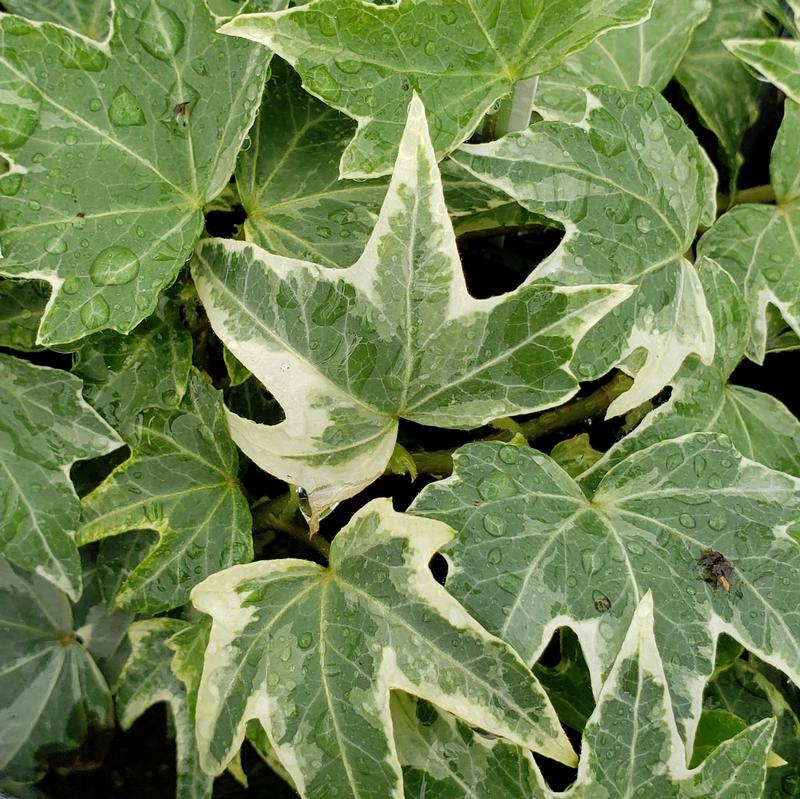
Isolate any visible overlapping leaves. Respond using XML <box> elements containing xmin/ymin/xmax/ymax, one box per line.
<box><xmin>192</xmin><ymin>498</ymin><xmax>575</xmax><ymax>799</ymax></box>
<box><xmin>221</xmin><ymin>0</ymin><xmax>652</xmax><ymax>177</ymax></box>
<box><xmin>0</xmin><ymin>0</ymin><xmax>269</xmax><ymax>344</ymax></box>
<box><xmin>452</xmin><ymin>85</ymin><xmax>717</xmax><ymax>416</ymax></box>
<box><xmin>194</xmin><ymin>95</ymin><xmax>628</xmax><ymax>526</ymax></box>
<box><xmin>411</xmin><ymin>433</ymin><xmax>800</xmax><ymax>745</ymax></box>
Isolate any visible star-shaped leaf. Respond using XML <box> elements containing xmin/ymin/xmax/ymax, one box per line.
<box><xmin>727</xmin><ymin>38</ymin><xmax>800</xmax><ymax>105</ymax></box>
<box><xmin>193</xmin><ymin>95</ymin><xmax>629</xmax><ymax>527</ymax></box>
<box><xmin>580</xmin><ymin>258</ymin><xmax>800</xmax><ymax>489</ymax></box>
<box><xmin>0</xmin><ymin>353</ymin><xmax>121</xmax><ymax>599</ymax></box>
<box><xmin>394</xmin><ymin>594</ymin><xmax>776</xmax><ymax>799</ymax></box>
<box><xmin>410</xmin><ymin>433</ymin><xmax>800</xmax><ymax>748</ymax></box>
<box><xmin>0</xmin><ymin>0</ymin><xmax>269</xmax><ymax>344</ymax></box>
<box><xmin>698</xmin><ymin>99</ymin><xmax>800</xmax><ymax>362</ymax></box>
<box><xmin>3</xmin><ymin>0</ymin><xmax>112</xmax><ymax>40</ymax></box>
<box><xmin>0</xmin><ymin>557</ymin><xmax>114</xmax><ymax>782</ymax></box>
<box><xmin>533</xmin><ymin>0</ymin><xmax>709</xmax><ymax>122</ymax></box>
<box><xmin>116</xmin><ymin>618</ymin><xmax>213</xmax><ymax>799</ymax></box>
<box><xmin>220</xmin><ymin>0</ymin><xmax>653</xmax><ymax>178</ymax></box>
<box><xmin>675</xmin><ymin>0</ymin><xmax>775</xmax><ymax>186</ymax></box>
<box><xmin>191</xmin><ymin>498</ymin><xmax>576</xmax><ymax>799</ymax></box>
<box><xmin>77</xmin><ymin>371</ymin><xmax>252</xmax><ymax>613</ymax></box>
<box><xmin>452</xmin><ymin>85</ymin><xmax>717</xmax><ymax>416</ymax></box>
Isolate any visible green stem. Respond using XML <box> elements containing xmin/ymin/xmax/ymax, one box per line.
<box><xmin>494</xmin><ymin>76</ymin><xmax>539</xmax><ymax>138</ymax></box>
<box><xmin>410</xmin><ymin>372</ymin><xmax>633</xmax><ymax>477</ymax></box>
<box><xmin>252</xmin><ymin>500</ymin><xmax>330</xmax><ymax>561</ymax></box>
<box><xmin>717</xmin><ymin>184</ymin><xmax>775</xmax><ymax>213</ymax></box>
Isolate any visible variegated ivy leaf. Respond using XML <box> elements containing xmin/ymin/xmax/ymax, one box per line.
<box><xmin>675</xmin><ymin>0</ymin><xmax>775</xmax><ymax>185</ymax></box>
<box><xmin>0</xmin><ymin>353</ymin><xmax>121</xmax><ymax>599</ymax></box>
<box><xmin>394</xmin><ymin>594</ymin><xmax>776</xmax><ymax>799</ymax></box>
<box><xmin>0</xmin><ymin>557</ymin><xmax>114</xmax><ymax>782</ymax></box>
<box><xmin>237</xmin><ymin>60</ymin><xmax>538</xmax><ymax>269</ymax></box>
<box><xmin>72</xmin><ymin>301</ymin><xmax>193</xmax><ymax>433</ymax></box>
<box><xmin>116</xmin><ymin>618</ymin><xmax>213</xmax><ymax>799</ymax></box>
<box><xmin>2</xmin><ymin>0</ymin><xmax>112</xmax><ymax>40</ymax></box>
<box><xmin>705</xmin><ymin>659</ymin><xmax>800</xmax><ymax>795</ymax></box>
<box><xmin>0</xmin><ymin>0</ymin><xmax>270</xmax><ymax>345</ymax></box>
<box><xmin>533</xmin><ymin>0</ymin><xmax>710</xmax><ymax>122</ymax></box>
<box><xmin>0</xmin><ymin>277</ymin><xmax>47</xmax><ymax>351</ymax></box>
<box><xmin>580</xmin><ymin>258</ymin><xmax>800</xmax><ymax>489</ymax></box>
<box><xmin>77</xmin><ymin>371</ymin><xmax>252</xmax><ymax>613</ymax></box>
<box><xmin>410</xmin><ymin>433</ymin><xmax>800</xmax><ymax>750</ymax></box>
<box><xmin>698</xmin><ymin>101</ymin><xmax>800</xmax><ymax>362</ymax></box>
<box><xmin>727</xmin><ymin>38</ymin><xmax>800</xmax><ymax>105</ymax></box>
<box><xmin>193</xmin><ymin>95</ymin><xmax>629</xmax><ymax>527</ymax></box>
<box><xmin>220</xmin><ymin>0</ymin><xmax>653</xmax><ymax>178</ymax></box>
<box><xmin>191</xmin><ymin>498</ymin><xmax>576</xmax><ymax>799</ymax></box>
<box><xmin>452</xmin><ymin>85</ymin><xmax>717</xmax><ymax>417</ymax></box>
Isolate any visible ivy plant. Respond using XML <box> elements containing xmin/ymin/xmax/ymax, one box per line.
<box><xmin>2</xmin><ymin>1</ymin><xmax>800</xmax><ymax>798</ymax></box>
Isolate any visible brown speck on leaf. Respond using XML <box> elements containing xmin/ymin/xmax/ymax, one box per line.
<box><xmin>401</xmin><ymin>79</ymin><xmax>410</xmax><ymax>92</ymax></box>
<box><xmin>173</xmin><ymin>101</ymin><xmax>190</xmax><ymax>126</ymax></box>
<box><xmin>593</xmin><ymin>593</ymin><xmax>611</xmax><ymax>613</ymax></box>
<box><xmin>76</xmin><ymin>211</ymin><xmax>85</xmax><ymax>218</ymax></box>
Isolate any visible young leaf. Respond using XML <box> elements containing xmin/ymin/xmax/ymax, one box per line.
<box><xmin>220</xmin><ymin>0</ymin><xmax>653</xmax><ymax>178</ymax></box>
<box><xmin>0</xmin><ymin>278</ymin><xmax>47</xmax><ymax>351</ymax></box>
<box><xmin>581</xmin><ymin>259</ymin><xmax>800</xmax><ymax>488</ymax></box>
<box><xmin>698</xmin><ymin>101</ymin><xmax>800</xmax><ymax>363</ymax></box>
<box><xmin>116</xmin><ymin>618</ymin><xmax>213</xmax><ymax>799</ymax></box>
<box><xmin>0</xmin><ymin>353</ymin><xmax>121</xmax><ymax>599</ymax></box>
<box><xmin>193</xmin><ymin>95</ymin><xmax>629</xmax><ymax>526</ymax></box>
<box><xmin>2</xmin><ymin>0</ymin><xmax>112</xmax><ymax>40</ymax></box>
<box><xmin>394</xmin><ymin>594</ymin><xmax>776</xmax><ymax>799</ymax></box>
<box><xmin>410</xmin><ymin>434</ymin><xmax>800</xmax><ymax>749</ymax></box>
<box><xmin>191</xmin><ymin>498</ymin><xmax>576</xmax><ymax>798</ymax></box>
<box><xmin>726</xmin><ymin>38</ymin><xmax>800</xmax><ymax>105</ymax></box>
<box><xmin>675</xmin><ymin>0</ymin><xmax>775</xmax><ymax>185</ymax></box>
<box><xmin>0</xmin><ymin>557</ymin><xmax>114</xmax><ymax>782</ymax></box>
<box><xmin>77</xmin><ymin>371</ymin><xmax>252</xmax><ymax>613</ymax></box>
<box><xmin>452</xmin><ymin>85</ymin><xmax>717</xmax><ymax>417</ymax></box>
<box><xmin>72</xmin><ymin>305</ymin><xmax>193</xmax><ymax>433</ymax></box>
<box><xmin>0</xmin><ymin>0</ymin><xmax>268</xmax><ymax>344</ymax></box>
<box><xmin>533</xmin><ymin>0</ymin><xmax>710</xmax><ymax>122</ymax></box>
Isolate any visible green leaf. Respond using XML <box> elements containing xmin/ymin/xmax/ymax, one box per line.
<box><xmin>394</xmin><ymin>595</ymin><xmax>776</xmax><ymax>799</ymax></box>
<box><xmin>727</xmin><ymin>38</ymin><xmax>800</xmax><ymax>105</ymax></box>
<box><xmin>72</xmin><ymin>303</ymin><xmax>193</xmax><ymax>433</ymax></box>
<box><xmin>581</xmin><ymin>259</ymin><xmax>800</xmax><ymax>488</ymax></box>
<box><xmin>675</xmin><ymin>0</ymin><xmax>775</xmax><ymax>184</ymax></box>
<box><xmin>77</xmin><ymin>371</ymin><xmax>252</xmax><ymax>612</ymax></box>
<box><xmin>698</xmin><ymin>100</ymin><xmax>800</xmax><ymax>363</ymax></box>
<box><xmin>0</xmin><ymin>353</ymin><xmax>121</xmax><ymax>599</ymax></box>
<box><xmin>220</xmin><ymin>0</ymin><xmax>653</xmax><ymax>178</ymax></box>
<box><xmin>191</xmin><ymin>498</ymin><xmax>576</xmax><ymax>798</ymax></box>
<box><xmin>0</xmin><ymin>557</ymin><xmax>114</xmax><ymax>782</ymax></box>
<box><xmin>549</xmin><ymin>433</ymin><xmax>602</xmax><ymax>479</ymax></box>
<box><xmin>193</xmin><ymin>95</ymin><xmax>628</xmax><ymax>527</ymax></box>
<box><xmin>116</xmin><ymin>618</ymin><xmax>213</xmax><ymax>799</ymax></box>
<box><xmin>452</xmin><ymin>85</ymin><xmax>717</xmax><ymax>416</ymax></box>
<box><xmin>706</xmin><ymin>659</ymin><xmax>800</xmax><ymax>794</ymax></box>
<box><xmin>2</xmin><ymin>0</ymin><xmax>112</xmax><ymax>40</ymax></box>
<box><xmin>689</xmin><ymin>709</ymin><xmax>747</xmax><ymax>767</ymax></box>
<box><xmin>533</xmin><ymin>0</ymin><xmax>710</xmax><ymax>122</ymax></box>
<box><xmin>411</xmin><ymin>433</ymin><xmax>800</xmax><ymax>747</ymax></box>
<box><xmin>0</xmin><ymin>0</ymin><xmax>268</xmax><ymax>344</ymax></box>
<box><xmin>0</xmin><ymin>278</ymin><xmax>47</xmax><ymax>351</ymax></box>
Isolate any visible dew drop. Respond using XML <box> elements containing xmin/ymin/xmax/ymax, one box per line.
<box><xmin>44</xmin><ymin>236</ymin><xmax>67</xmax><ymax>254</ymax></box>
<box><xmin>482</xmin><ymin>514</ymin><xmax>506</xmax><ymax>538</ymax></box>
<box><xmin>678</xmin><ymin>513</ymin><xmax>696</xmax><ymax>529</ymax></box>
<box><xmin>61</xmin><ymin>276</ymin><xmax>81</xmax><ymax>295</ymax></box>
<box><xmin>305</xmin><ymin>65</ymin><xmax>341</xmax><ymax>102</ymax></box>
<box><xmin>80</xmin><ymin>295</ymin><xmax>110</xmax><ymax>329</ymax></box>
<box><xmin>635</xmin><ymin>215</ymin><xmax>652</xmax><ymax>233</ymax></box>
<box><xmin>477</xmin><ymin>472</ymin><xmax>516</xmax><ymax>501</ymax></box>
<box><xmin>487</xmin><ymin>547</ymin><xmax>502</xmax><ymax>565</ymax></box>
<box><xmin>498</xmin><ymin>445</ymin><xmax>518</xmax><ymax>465</ymax></box>
<box><xmin>137</xmin><ymin>3</ymin><xmax>186</xmax><ymax>61</ymax></box>
<box><xmin>298</xmin><ymin>631</ymin><xmax>314</xmax><ymax>650</ymax></box>
<box><xmin>90</xmin><ymin>245</ymin><xmax>140</xmax><ymax>286</ymax></box>
<box><xmin>108</xmin><ymin>86</ymin><xmax>146</xmax><ymax>127</ymax></box>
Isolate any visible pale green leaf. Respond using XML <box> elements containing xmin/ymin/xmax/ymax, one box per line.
<box><xmin>77</xmin><ymin>371</ymin><xmax>252</xmax><ymax>613</ymax></box>
<box><xmin>675</xmin><ymin>0</ymin><xmax>774</xmax><ymax>184</ymax></box>
<box><xmin>207</xmin><ymin>0</ymin><xmax>285</xmax><ymax>18</ymax></box>
<box><xmin>549</xmin><ymin>433</ymin><xmax>602</xmax><ymax>479</ymax></box>
<box><xmin>698</xmin><ymin>100</ymin><xmax>800</xmax><ymax>362</ymax></box>
<box><xmin>533</xmin><ymin>0</ymin><xmax>710</xmax><ymax>122</ymax></box>
<box><xmin>727</xmin><ymin>38</ymin><xmax>800</xmax><ymax>104</ymax></box>
<box><xmin>116</xmin><ymin>618</ymin><xmax>213</xmax><ymax>799</ymax></box>
<box><xmin>581</xmin><ymin>259</ymin><xmax>800</xmax><ymax>488</ymax></box>
<box><xmin>706</xmin><ymin>659</ymin><xmax>800</xmax><ymax>795</ymax></box>
<box><xmin>0</xmin><ymin>278</ymin><xmax>47</xmax><ymax>351</ymax></box>
<box><xmin>0</xmin><ymin>353</ymin><xmax>121</xmax><ymax>599</ymax></box>
<box><xmin>221</xmin><ymin>0</ymin><xmax>653</xmax><ymax>178</ymax></box>
<box><xmin>452</xmin><ymin>85</ymin><xmax>717</xmax><ymax>416</ymax></box>
<box><xmin>72</xmin><ymin>303</ymin><xmax>193</xmax><ymax>433</ymax></box>
<box><xmin>2</xmin><ymin>0</ymin><xmax>112</xmax><ymax>40</ymax></box>
<box><xmin>0</xmin><ymin>0</ymin><xmax>268</xmax><ymax>344</ymax></box>
<box><xmin>0</xmin><ymin>557</ymin><xmax>114</xmax><ymax>782</ymax></box>
<box><xmin>411</xmin><ymin>433</ymin><xmax>800</xmax><ymax>748</ymax></box>
<box><xmin>191</xmin><ymin>498</ymin><xmax>576</xmax><ymax>798</ymax></box>
<box><xmin>193</xmin><ymin>95</ymin><xmax>629</xmax><ymax>527</ymax></box>
<box><xmin>395</xmin><ymin>595</ymin><xmax>775</xmax><ymax>799</ymax></box>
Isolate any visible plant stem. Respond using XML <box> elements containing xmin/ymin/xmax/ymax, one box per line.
<box><xmin>494</xmin><ymin>77</ymin><xmax>539</xmax><ymax>138</ymax></box>
<box><xmin>717</xmin><ymin>184</ymin><xmax>775</xmax><ymax>212</ymax></box>
<box><xmin>410</xmin><ymin>372</ymin><xmax>633</xmax><ymax>477</ymax></box>
<box><xmin>252</xmin><ymin>501</ymin><xmax>331</xmax><ymax>561</ymax></box>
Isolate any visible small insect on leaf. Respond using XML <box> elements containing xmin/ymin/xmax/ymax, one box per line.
<box><xmin>696</xmin><ymin>550</ymin><xmax>743</xmax><ymax>598</ymax></box>
<box><xmin>173</xmin><ymin>101</ymin><xmax>191</xmax><ymax>127</ymax></box>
